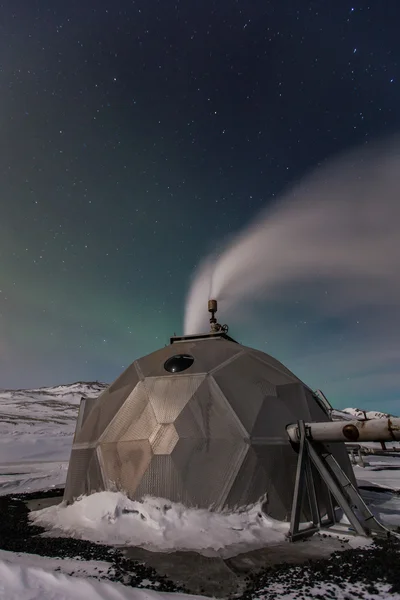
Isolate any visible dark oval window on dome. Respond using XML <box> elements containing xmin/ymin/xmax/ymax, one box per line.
<box><xmin>164</xmin><ymin>354</ymin><xmax>194</xmax><ymax>373</ymax></box>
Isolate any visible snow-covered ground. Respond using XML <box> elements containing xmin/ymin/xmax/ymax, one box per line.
<box><xmin>0</xmin><ymin>549</ymin><xmax>206</xmax><ymax>600</ymax></box>
<box><xmin>0</xmin><ymin>461</ymin><xmax>69</xmax><ymax>495</ymax></box>
<box><xmin>355</xmin><ymin>454</ymin><xmax>400</xmax><ymax>491</ymax></box>
<box><xmin>1</xmin><ymin>554</ymin><xmax>399</xmax><ymax>600</ymax></box>
<box><xmin>0</xmin><ymin>382</ymin><xmax>104</xmax><ymax>452</ymax></box>
<box><xmin>31</xmin><ymin>492</ymin><xmax>289</xmax><ymax>558</ymax></box>
<box><xmin>2</xmin><ymin>382</ymin><xmax>400</xmax><ymax>599</ymax></box>
<box><xmin>0</xmin><ymin>381</ymin><xmax>106</xmax><ymax>462</ymax></box>
<box><xmin>0</xmin><ymin>382</ymin><xmax>106</xmax><ymax>494</ymax></box>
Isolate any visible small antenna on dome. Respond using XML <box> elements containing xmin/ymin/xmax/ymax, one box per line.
<box><xmin>208</xmin><ymin>299</ymin><xmax>217</xmax><ymax>326</ymax></box>
<box><xmin>208</xmin><ymin>299</ymin><xmax>229</xmax><ymax>334</ymax></box>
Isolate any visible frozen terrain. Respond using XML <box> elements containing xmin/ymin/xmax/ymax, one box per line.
<box><xmin>1</xmin><ymin>382</ymin><xmax>400</xmax><ymax>599</ymax></box>
<box><xmin>0</xmin><ymin>549</ymin><xmax>206</xmax><ymax>600</ymax></box>
<box><xmin>1</xmin><ymin>552</ymin><xmax>399</xmax><ymax>600</ymax></box>
<box><xmin>0</xmin><ymin>382</ymin><xmax>106</xmax><ymax>495</ymax></box>
<box><xmin>31</xmin><ymin>491</ymin><xmax>290</xmax><ymax>558</ymax></box>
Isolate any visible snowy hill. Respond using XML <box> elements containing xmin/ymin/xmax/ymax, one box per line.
<box><xmin>331</xmin><ymin>407</ymin><xmax>396</xmax><ymax>421</ymax></box>
<box><xmin>0</xmin><ymin>380</ymin><xmax>107</xmax><ymax>406</ymax></box>
<box><xmin>342</xmin><ymin>407</ymin><xmax>395</xmax><ymax>420</ymax></box>
<box><xmin>0</xmin><ymin>381</ymin><xmax>108</xmax><ymax>494</ymax></box>
<box><xmin>0</xmin><ymin>381</ymin><xmax>107</xmax><ymax>459</ymax></box>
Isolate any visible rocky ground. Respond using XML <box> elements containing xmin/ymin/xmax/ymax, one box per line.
<box><xmin>0</xmin><ymin>488</ymin><xmax>185</xmax><ymax>593</ymax></box>
<box><xmin>240</xmin><ymin>538</ymin><xmax>400</xmax><ymax>599</ymax></box>
<box><xmin>1</xmin><ymin>488</ymin><xmax>400</xmax><ymax>599</ymax></box>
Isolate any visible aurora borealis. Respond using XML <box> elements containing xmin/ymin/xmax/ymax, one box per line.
<box><xmin>1</xmin><ymin>1</ymin><xmax>399</xmax><ymax>412</ymax></box>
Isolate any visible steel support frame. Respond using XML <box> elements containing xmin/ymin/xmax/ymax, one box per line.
<box><xmin>288</xmin><ymin>420</ymin><xmax>389</xmax><ymax>541</ymax></box>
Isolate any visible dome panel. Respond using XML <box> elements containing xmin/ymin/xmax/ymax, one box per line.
<box><xmin>64</xmin><ymin>448</ymin><xmax>104</xmax><ymax>504</ymax></box>
<box><xmin>75</xmin><ymin>384</ymin><xmax>137</xmax><ymax>444</ymax></box>
<box><xmin>99</xmin><ymin>381</ymin><xmax>152</xmax><ymax>443</ymax></box>
<box><xmin>225</xmin><ymin>447</ymin><xmax>269</xmax><ymax>509</ymax></box>
<box><xmin>196</xmin><ymin>377</ymin><xmax>247</xmax><ymax>439</ymax></box>
<box><xmin>173</xmin><ymin>402</ymin><xmax>207</xmax><ymax>439</ymax></box>
<box><xmin>252</xmin><ymin>442</ymin><xmax>298</xmax><ymax>521</ymax></box>
<box><xmin>99</xmin><ymin>440</ymin><xmax>152</xmax><ymax>497</ymax></box>
<box><xmin>150</xmin><ymin>423</ymin><xmax>179</xmax><ymax>454</ymax></box>
<box><xmin>188</xmin><ymin>338</ymin><xmax>243</xmax><ymax>372</ymax></box>
<box><xmin>145</xmin><ymin>374</ymin><xmax>205</xmax><ymax>423</ymax></box>
<box><xmin>251</xmin><ymin>395</ymin><xmax>300</xmax><ymax>438</ymax></box>
<box><xmin>276</xmin><ymin>383</ymin><xmax>313</xmax><ymax>421</ymax></box>
<box><xmin>74</xmin><ymin>397</ymin><xmax>99</xmax><ymax>441</ymax></box>
<box><xmin>108</xmin><ymin>362</ymin><xmax>140</xmax><ymax>394</ymax></box>
<box><xmin>119</xmin><ymin>402</ymin><xmax>158</xmax><ymax>442</ymax></box>
<box><xmin>247</xmin><ymin>348</ymin><xmax>301</xmax><ymax>380</ymax></box>
<box><xmin>134</xmin><ymin>455</ymin><xmax>191</xmax><ymax>506</ymax></box>
<box><xmin>250</xmin><ymin>353</ymin><xmax>299</xmax><ymax>386</ymax></box>
<box><xmin>87</xmin><ymin>451</ymin><xmax>105</xmax><ymax>496</ymax></box>
<box><xmin>171</xmin><ymin>437</ymin><xmax>248</xmax><ymax>509</ymax></box>
<box><xmin>213</xmin><ymin>353</ymin><xmax>280</xmax><ymax>434</ymax></box>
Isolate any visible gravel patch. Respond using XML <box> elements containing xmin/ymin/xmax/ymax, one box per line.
<box><xmin>236</xmin><ymin>537</ymin><xmax>400</xmax><ymax>599</ymax></box>
<box><xmin>0</xmin><ymin>488</ymin><xmax>187</xmax><ymax>593</ymax></box>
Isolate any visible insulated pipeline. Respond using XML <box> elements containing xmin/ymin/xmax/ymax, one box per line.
<box><xmin>286</xmin><ymin>418</ymin><xmax>400</xmax><ymax>444</ymax></box>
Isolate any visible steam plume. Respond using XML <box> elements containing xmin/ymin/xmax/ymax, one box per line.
<box><xmin>184</xmin><ymin>138</ymin><xmax>400</xmax><ymax>406</ymax></box>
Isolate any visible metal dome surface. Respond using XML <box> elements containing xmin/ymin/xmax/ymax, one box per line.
<box><xmin>64</xmin><ymin>333</ymin><xmax>353</xmax><ymax>520</ymax></box>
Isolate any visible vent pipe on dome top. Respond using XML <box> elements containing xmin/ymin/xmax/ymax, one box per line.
<box><xmin>208</xmin><ymin>299</ymin><xmax>229</xmax><ymax>334</ymax></box>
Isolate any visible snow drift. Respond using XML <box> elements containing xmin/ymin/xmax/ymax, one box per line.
<box><xmin>31</xmin><ymin>491</ymin><xmax>289</xmax><ymax>558</ymax></box>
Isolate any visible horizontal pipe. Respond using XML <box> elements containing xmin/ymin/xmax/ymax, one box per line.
<box><xmin>287</xmin><ymin>418</ymin><xmax>400</xmax><ymax>444</ymax></box>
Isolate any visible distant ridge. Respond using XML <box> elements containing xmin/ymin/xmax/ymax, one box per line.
<box><xmin>326</xmin><ymin>407</ymin><xmax>397</xmax><ymax>421</ymax></box>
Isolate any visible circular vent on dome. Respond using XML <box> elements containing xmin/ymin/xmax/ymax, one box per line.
<box><xmin>164</xmin><ymin>354</ymin><xmax>194</xmax><ymax>373</ymax></box>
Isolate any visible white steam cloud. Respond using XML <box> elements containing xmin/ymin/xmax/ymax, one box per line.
<box><xmin>184</xmin><ymin>138</ymin><xmax>400</xmax><ymax>409</ymax></box>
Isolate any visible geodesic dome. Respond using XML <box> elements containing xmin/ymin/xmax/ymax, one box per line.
<box><xmin>64</xmin><ymin>332</ymin><xmax>354</xmax><ymax>520</ymax></box>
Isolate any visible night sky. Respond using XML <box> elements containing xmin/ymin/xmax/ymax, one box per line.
<box><xmin>1</xmin><ymin>1</ymin><xmax>399</xmax><ymax>410</ymax></box>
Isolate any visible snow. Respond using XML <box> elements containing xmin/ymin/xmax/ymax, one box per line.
<box><xmin>355</xmin><ymin>454</ymin><xmax>400</xmax><ymax>491</ymax></box>
<box><xmin>331</xmin><ymin>408</ymin><xmax>362</xmax><ymax>421</ymax></box>
<box><xmin>0</xmin><ymin>555</ymin><xmax>208</xmax><ymax>600</ymax></box>
<box><xmin>1</xmin><ymin>556</ymin><xmax>399</xmax><ymax>600</ymax></box>
<box><xmin>31</xmin><ymin>491</ymin><xmax>289</xmax><ymax>558</ymax></box>
<box><xmin>3</xmin><ymin>382</ymin><xmax>400</xmax><ymax>599</ymax></box>
<box><xmin>0</xmin><ymin>549</ymin><xmax>114</xmax><ymax>580</ymax></box>
<box><xmin>2</xmin><ymin>543</ymin><xmax>400</xmax><ymax>600</ymax></box>
<box><xmin>331</xmin><ymin>406</ymin><xmax>400</xmax><ymax>425</ymax></box>
<box><xmin>342</xmin><ymin>407</ymin><xmax>395</xmax><ymax>419</ymax></box>
<box><xmin>0</xmin><ymin>382</ymin><xmax>106</xmax><ymax>494</ymax></box>
<box><xmin>357</xmin><ymin>488</ymin><xmax>400</xmax><ymax>528</ymax></box>
<box><xmin>0</xmin><ymin>461</ymin><xmax>69</xmax><ymax>496</ymax></box>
